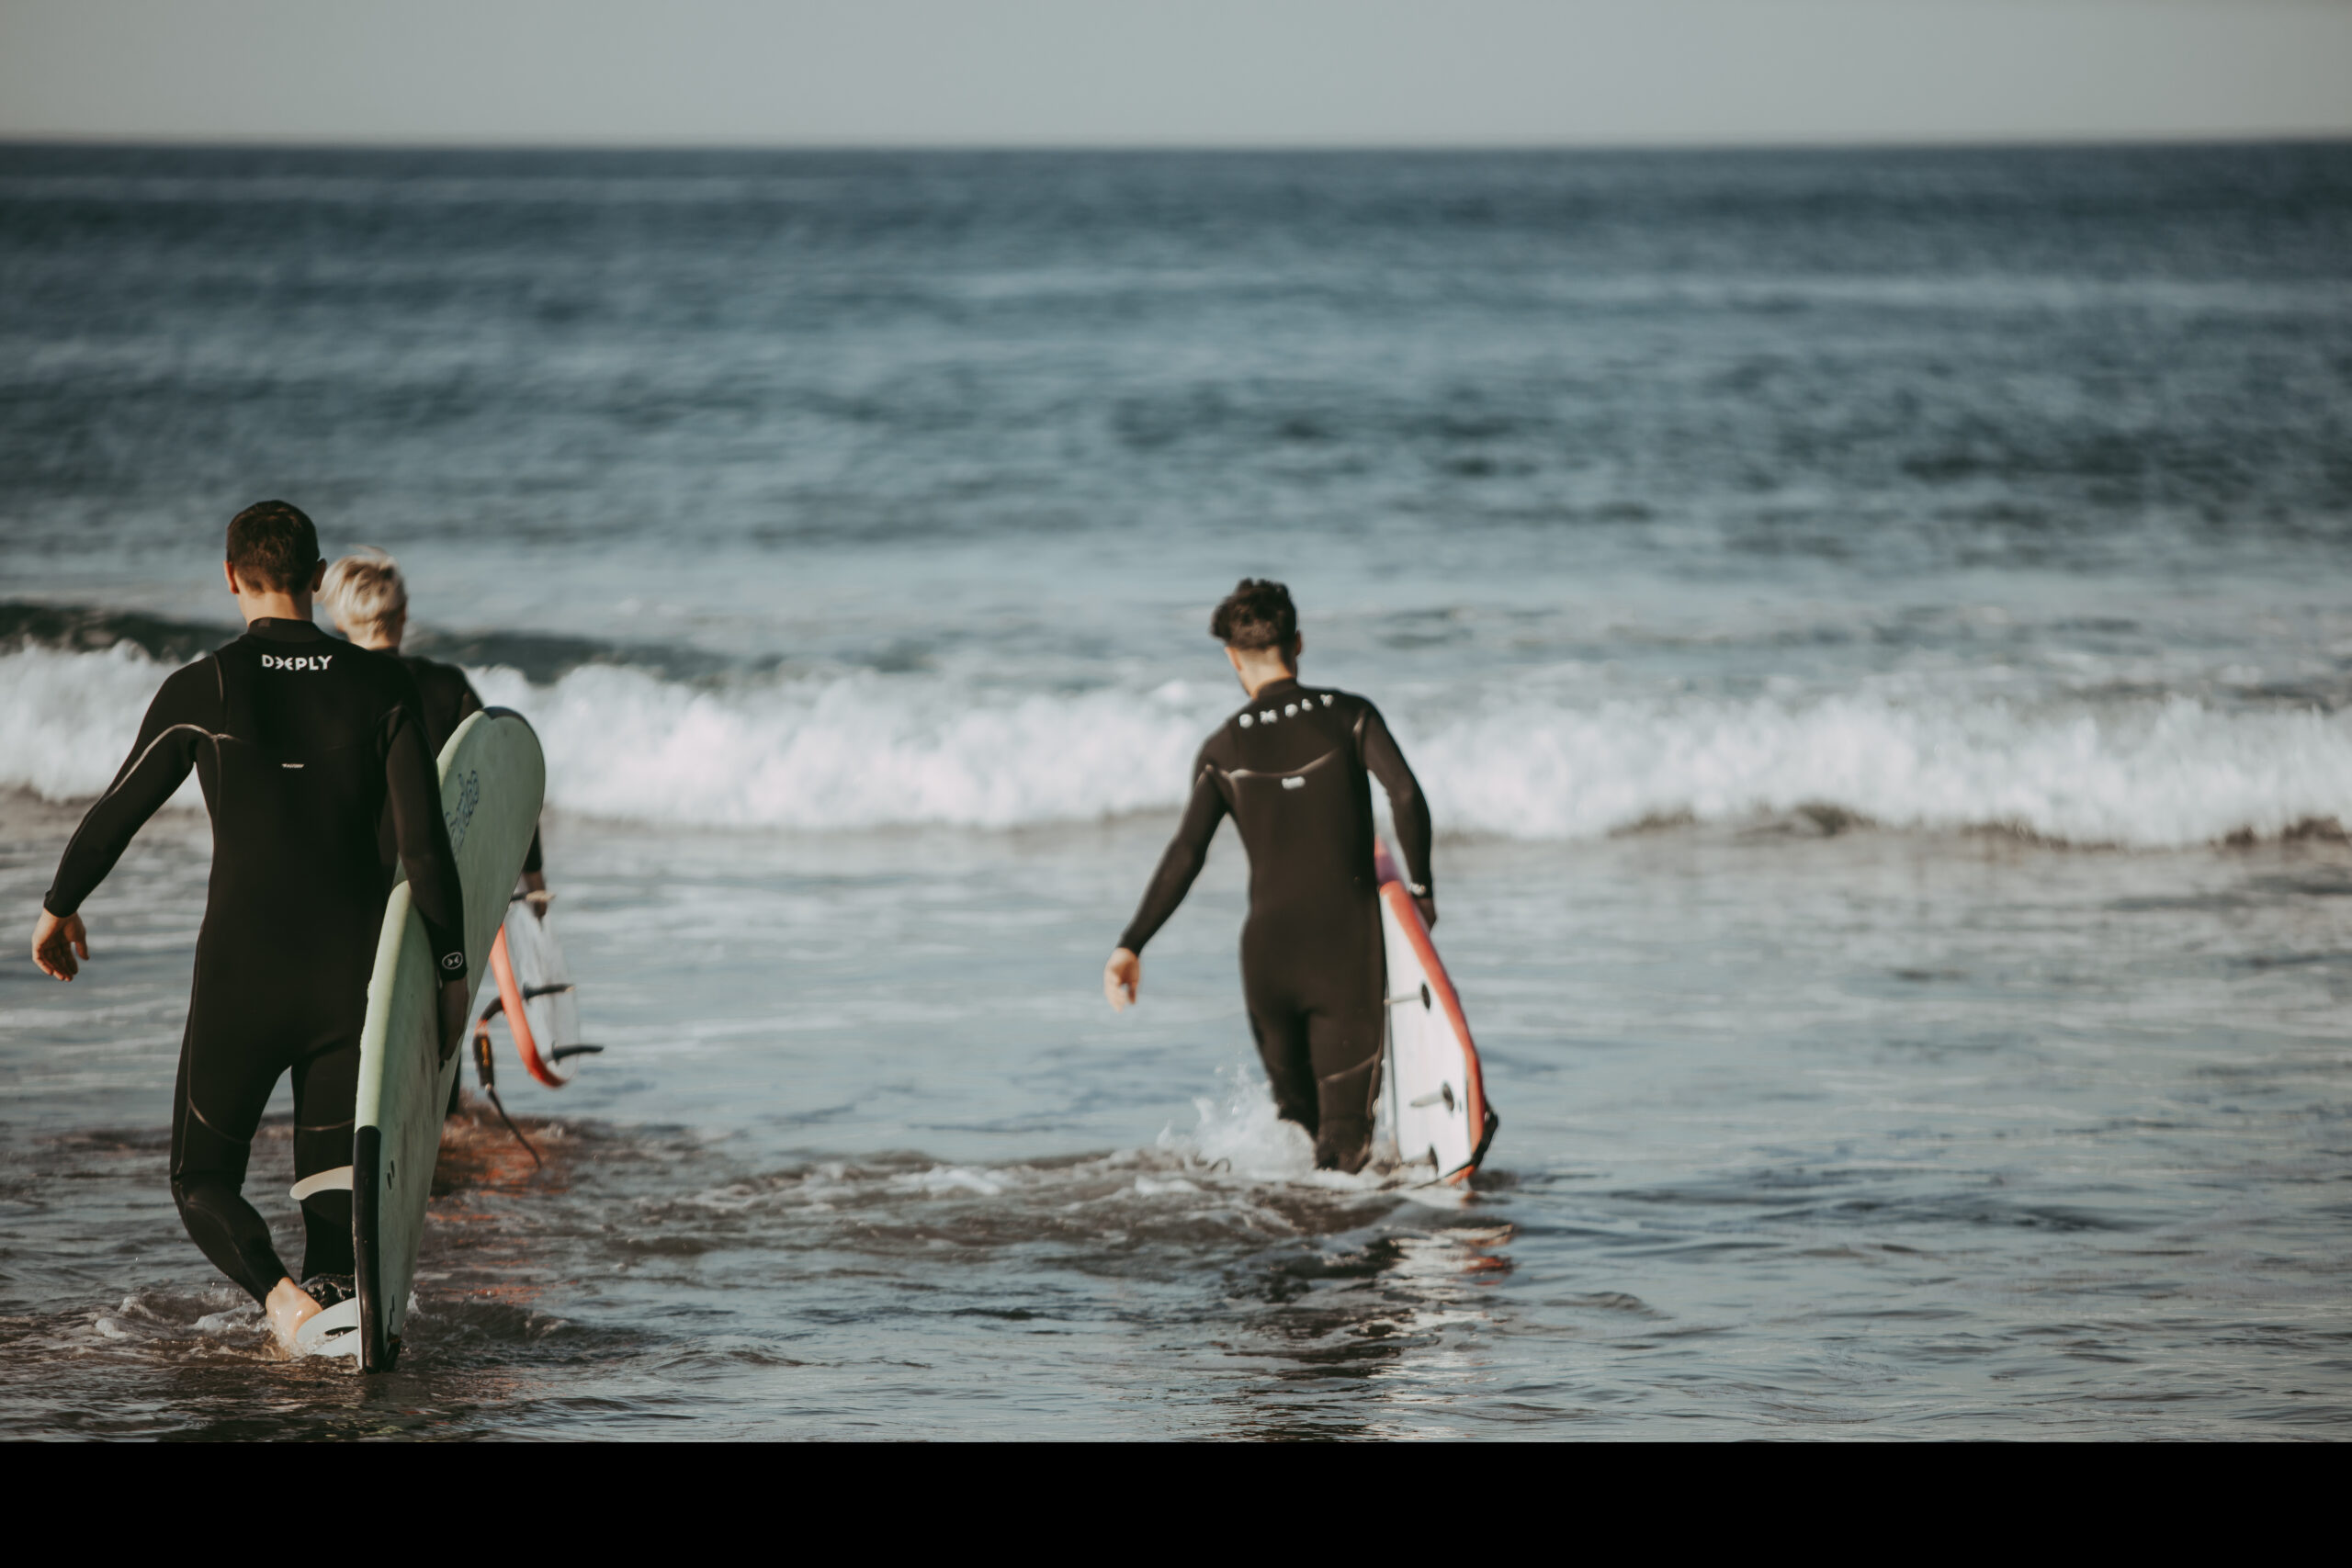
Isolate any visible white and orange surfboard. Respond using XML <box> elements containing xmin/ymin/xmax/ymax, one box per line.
<box><xmin>488</xmin><ymin>893</ymin><xmax>587</xmax><ymax>1089</ymax></box>
<box><xmin>1374</xmin><ymin>840</ymin><xmax>1497</xmax><ymax>1184</ymax></box>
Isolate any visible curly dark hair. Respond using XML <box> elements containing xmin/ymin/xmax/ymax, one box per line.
<box><xmin>225</xmin><ymin>500</ymin><xmax>320</xmax><ymax>593</ymax></box>
<box><xmin>1210</xmin><ymin>579</ymin><xmax>1297</xmax><ymax>652</ymax></box>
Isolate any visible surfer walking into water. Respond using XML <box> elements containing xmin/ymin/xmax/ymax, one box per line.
<box><xmin>28</xmin><ymin>502</ymin><xmax>471</xmax><ymax>1354</ymax></box>
<box><xmin>320</xmin><ymin>547</ymin><xmax>554</xmax><ymax>1126</ymax></box>
<box><xmin>1105</xmin><ymin>580</ymin><xmax>1436</xmax><ymax>1172</ymax></box>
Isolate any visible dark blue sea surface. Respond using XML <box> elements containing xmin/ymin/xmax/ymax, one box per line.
<box><xmin>6</xmin><ymin>145</ymin><xmax>2350</xmax><ymax>573</ymax></box>
<box><xmin>1</xmin><ymin>146</ymin><xmax>2349</xmax><ymax>1437</ymax></box>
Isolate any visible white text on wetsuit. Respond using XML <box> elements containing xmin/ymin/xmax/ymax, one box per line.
<box><xmin>260</xmin><ymin>653</ymin><xmax>334</xmax><ymax>671</ymax></box>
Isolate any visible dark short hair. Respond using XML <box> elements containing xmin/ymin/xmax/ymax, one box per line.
<box><xmin>1210</xmin><ymin>579</ymin><xmax>1297</xmax><ymax>651</ymax></box>
<box><xmin>226</xmin><ymin>501</ymin><xmax>320</xmax><ymax>593</ymax></box>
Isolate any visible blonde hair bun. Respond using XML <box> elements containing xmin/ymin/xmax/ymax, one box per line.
<box><xmin>320</xmin><ymin>547</ymin><xmax>408</xmax><ymax>642</ymax></box>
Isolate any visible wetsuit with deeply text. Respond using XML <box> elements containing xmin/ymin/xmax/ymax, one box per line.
<box><xmin>1117</xmin><ymin>678</ymin><xmax>1433</xmax><ymax>1168</ymax></box>
<box><xmin>44</xmin><ymin>619</ymin><xmax>468</xmax><ymax>1302</ymax></box>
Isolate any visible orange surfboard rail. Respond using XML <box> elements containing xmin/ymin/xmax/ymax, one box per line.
<box><xmin>1374</xmin><ymin>840</ymin><xmax>1491</xmax><ymax>1183</ymax></box>
<box><xmin>487</xmin><ymin>926</ymin><xmax>566</xmax><ymax>1089</ymax></box>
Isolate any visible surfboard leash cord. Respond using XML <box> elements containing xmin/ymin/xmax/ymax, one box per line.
<box><xmin>470</xmin><ymin>1011</ymin><xmax>543</xmax><ymax>1168</ymax></box>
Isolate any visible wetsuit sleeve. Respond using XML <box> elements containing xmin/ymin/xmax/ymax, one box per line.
<box><xmin>1359</xmin><ymin>702</ymin><xmax>1435</xmax><ymax>898</ymax></box>
<box><xmin>384</xmin><ymin>687</ymin><xmax>469</xmax><ymax>980</ymax></box>
<box><xmin>1115</xmin><ymin>751</ymin><xmax>1228</xmax><ymax>953</ymax></box>
<box><xmin>43</xmin><ymin>667</ymin><xmax>208</xmax><ymax>918</ymax></box>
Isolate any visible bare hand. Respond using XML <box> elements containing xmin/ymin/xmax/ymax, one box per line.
<box><xmin>522</xmin><ymin>870</ymin><xmax>550</xmax><ymax>920</ymax></box>
<box><xmin>437</xmin><ymin>976</ymin><xmax>470</xmax><ymax>1064</ymax></box>
<box><xmin>1416</xmin><ymin>895</ymin><xmax>1438</xmax><ymax>931</ymax></box>
<box><xmin>32</xmin><ymin>908</ymin><xmax>87</xmax><ymax>980</ymax></box>
<box><xmin>1104</xmin><ymin>948</ymin><xmax>1140</xmax><ymax>1011</ymax></box>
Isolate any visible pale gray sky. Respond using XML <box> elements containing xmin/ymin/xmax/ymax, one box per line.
<box><xmin>3</xmin><ymin>0</ymin><xmax>2348</xmax><ymax>147</ymax></box>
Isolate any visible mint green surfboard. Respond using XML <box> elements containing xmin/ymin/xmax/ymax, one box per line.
<box><xmin>297</xmin><ymin>708</ymin><xmax>544</xmax><ymax>1371</ymax></box>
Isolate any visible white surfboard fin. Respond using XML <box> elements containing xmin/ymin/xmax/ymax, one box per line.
<box><xmin>293</xmin><ymin>1297</ymin><xmax>363</xmax><ymax>1359</ymax></box>
<box><xmin>289</xmin><ymin>1166</ymin><xmax>355</xmax><ymax>1203</ymax></box>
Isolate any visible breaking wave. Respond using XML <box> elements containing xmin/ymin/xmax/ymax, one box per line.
<box><xmin>6</xmin><ymin>643</ymin><xmax>2352</xmax><ymax>848</ymax></box>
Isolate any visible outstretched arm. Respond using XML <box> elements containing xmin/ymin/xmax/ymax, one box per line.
<box><xmin>1106</xmin><ymin>757</ymin><xmax>1227</xmax><ymax>1009</ymax></box>
<box><xmin>1116</xmin><ymin>760</ymin><xmax>1228</xmax><ymax>955</ymax></box>
<box><xmin>36</xmin><ymin>669</ymin><xmax>207</xmax><ymax>976</ymax></box>
<box><xmin>1360</xmin><ymin>702</ymin><xmax>1436</xmax><ymax>926</ymax></box>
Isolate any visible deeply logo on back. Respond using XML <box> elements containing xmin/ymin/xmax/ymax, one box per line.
<box><xmin>261</xmin><ymin>653</ymin><xmax>333</xmax><ymax>671</ymax></box>
<box><xmin>440</xmin><ymin>953</ymin><xmax>464</xmax><ymax>971</ymax></box>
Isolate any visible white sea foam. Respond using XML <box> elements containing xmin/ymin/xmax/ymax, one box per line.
<box><xmin>0</xmin><ymin>644</ymin><xmax>209</xmax><ymax>807</ymax></box>
<box><xmin>1158</xmin><ymin>1064</ymin><xmax>1317</xmax><ymax>1180</ymax></box>
<box><xmin>1428</xmin><ymin>691</ymin><xmax>2352</xmax><ymax>847</ymax></box>
<box><xmin>8</xmin><ymin>644</ymin><xmax>2352</xmax><ymax>848</ymax></box>
<box><xmin>464</xmin><ymin>662</ymin><xmax>1203</xmax><ymax>831</ymax></box>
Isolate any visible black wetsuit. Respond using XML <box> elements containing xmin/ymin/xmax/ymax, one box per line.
<box><xmin>44</xmin><ymin>619</ymin><xmax>468</xmax><ymax>1303</ymax></box>
<box><xmin>1117</xmin><ymin>677</ymin><xmax>1433</xmax><ymax>1169</ymax></box>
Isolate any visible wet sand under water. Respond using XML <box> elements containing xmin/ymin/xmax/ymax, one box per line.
<box><xmin>3</xmin><ymin>805</ymin><xmax>2349</xmax><ymax>1438</ymax></box>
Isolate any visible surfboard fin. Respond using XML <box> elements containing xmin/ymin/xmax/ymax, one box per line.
<box><xmin>549</xmin><ymin>1043</ymin><xmax>605</xmax><ymax>1063</ymax></box>
<box><xmin>1472</xmin><ymin>1106</ymin><xmax>1499</xmax><ymax>1168</ymax></box>
<box><xmin>293</xmin><ymin>1298</ymin><xmax>363</xmax><ymax>1359</ymax></box>
<box><xmin>289</xmin><ymin>1166</ymin><xmax>355</xmax><ymax>1203</ymax></box>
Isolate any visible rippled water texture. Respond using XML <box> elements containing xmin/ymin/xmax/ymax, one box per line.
<box><xmin>4</xmin><ymin>808</ymin><xmax>2348</xmax><ymax>1438</ymax></box>
<box><xmin>3</xmin><ymin>147</ymin><xmax>2350</xmax><ymax>1437</ymax></box>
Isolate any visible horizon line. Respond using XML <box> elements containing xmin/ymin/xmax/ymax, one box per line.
<box><xmin>7</xmin><ymin>130</ymin><xmax>2352</xmax><ymax>157</ymax></box>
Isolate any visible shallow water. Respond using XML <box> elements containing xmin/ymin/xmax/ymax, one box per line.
<box><xmin>3</xmin><ymin>145</ymin><xmax>2350</xmax><ymax>1438</ymax></box>
<box><xmin>5</xmin><ymin>804</ymin><xmax>2348</xmax><ymax>1438</ymax></box>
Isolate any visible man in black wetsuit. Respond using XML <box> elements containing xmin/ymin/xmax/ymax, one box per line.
<box><xmin>29</xmin><ymin>502</ymin><xmax>470</xmax><ymax>1354</ymax></box>
<box><xmin>320</xmin><ymin>547</ymin><xmax>548</xmax><ymax>906</ymax></box>
<box><xmin>1104</xmin><ymin>580</ymin><xmax>1435</xmax><ymax>1172</ymax></box>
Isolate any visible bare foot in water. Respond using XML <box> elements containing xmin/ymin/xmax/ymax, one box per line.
<box><xmin>265</xmin><ymin>1277</ymin><xmax>322</xmax><ymax>1356</ymax></box>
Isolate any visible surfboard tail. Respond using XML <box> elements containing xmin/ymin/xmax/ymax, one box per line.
<box><xmin>1375</xmin><ymin>837</ymin><xmax>1497</xmax><ymax>1183</ymax></box>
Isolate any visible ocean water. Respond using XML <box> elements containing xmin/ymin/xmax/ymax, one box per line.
<box><xmin>3</xmin><ymin>145</ymin><xmax>2350</xmax><ymax>1438</ymax></box>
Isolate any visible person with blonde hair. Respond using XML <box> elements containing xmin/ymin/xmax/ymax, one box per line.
<box><xmin>320</xmin><ymin>547</ymin><xmax>548</xmax><ymax>901</ymax></box>
<box><xmin>319</xmin><ymin>547</ymin><xmax>409</xmax><ymax>651</ymax></box>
